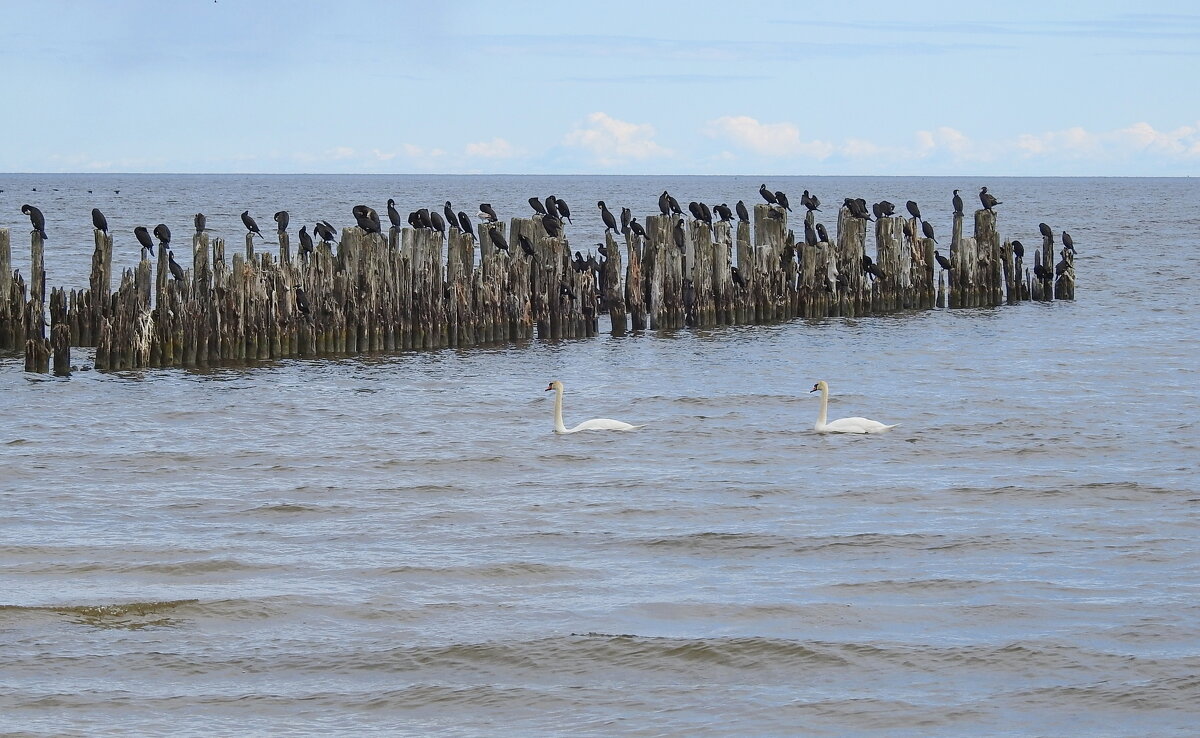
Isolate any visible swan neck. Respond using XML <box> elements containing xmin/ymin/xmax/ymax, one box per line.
<box><xmin>816</xmin><ymin>386</ymin><xmax>829</xmax><ymax>429</ymax></box>
<box><xmin>553</xmin><ymin>386</ymin><xmax>568</xmax><ymax>433</ymax></box>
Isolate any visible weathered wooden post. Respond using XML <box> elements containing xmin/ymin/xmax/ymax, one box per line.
<box><xmin>1055</xmin><ymin>249</ymin><xmax>1075</xmax><ymax>300</ymax></box>
<box><xmin>753</xmin><ymin>204</ymin><xmax>786</xmax><ymax>322</ymax></box>
<box><xmin>25</xmin><ymin>232</ymin><xmax>50</xmax><ymax>372</ymax></box>
<box><xmin>624</xmin><ymin>231</ymin><xmax>646</xmax><ymax>331</ymax></box>
<box><xmin>974</xmin><ymin>209</ymin><xmax>1001</xmax><ymax>306</ymax></box>
<box><xmin>602</xmin><ymin>231</ymin><xmax>627</xmax><ymax>335</ymax></box>
<box><xmin>688</xmin><ymin>220</ymin><xmax>714</xmax><ymax>327</ymax></box>
<box><xmin>712</xmin><ymin>221</ymin><xmax>734</xmax><ymax>325</ymax></box>
<box><xmin>0</xmin><ymin>228</ymin><xmax>11</xmax><ymax>349</ymax></box>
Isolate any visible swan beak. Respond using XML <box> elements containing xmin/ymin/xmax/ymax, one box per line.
<box><xmin>809</xmin><ymin>386</ymin><xmax>819</xmax><ymax>393</ymax></box>
<box><xmin>544</xmin><ymin>385</ymin><xmax>553</xmax><ymax>391</ymax></box>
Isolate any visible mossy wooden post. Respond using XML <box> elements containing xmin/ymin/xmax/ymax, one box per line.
<box><xmin>603</xmin><ymin>231</ymin><xmax>627</xmax><ymax>335</ymax></box>
<box><xmin>625</xmin><ymin>231</ymin><xmax>646</xmax><ymax>331</ymax></box>
<box><xmin>0</xmin><ymin>228</ymin><xmax>11</xmax><ymax>349</ymax></box>
<box><xmin>974</xmin><ymin>209</ymin><xmax>1001</xmax><ymax>306</ymax></box>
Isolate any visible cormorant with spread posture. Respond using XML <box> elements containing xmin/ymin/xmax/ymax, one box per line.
<box><xmin>457</xmin><ymin>211</ymin><xmax>473</xmax><ymax>237</ymax></box>
<box><xmin>775</xmin><ymin>191</ymin><xmax>791</xmax><ymax>211</ymax></box>
<box><xmin>274</xmin><ymin>210</ymin><xmax>289</xmax><ymax>233</ymax></box>
<box><xmin>802</xmin><ymin>190</ymin><xmax>821</xmax><ymax>212</ymax></box>
<box><xmin>555</xmin><ymin>198</ymin><xmax>572</xmax><ymax>223</ymax></box>
<box><xmin>21</xmin><ymin>204</ymin><xmax>47</xmax><ymax>240</ymax></box>
<box><xmin>1062</xmin><ymin>232</ymin><xmax>1075</xmax><ymax>253</ymax></box>
<box><xmin>542</xmin><ymin>214</ymin><xmax>562</xmax><ymax>238</ymax></box>
<box><xmin>153</xmin><ymin>223</ymin><xmax>171</xmax><ymax>249</ymax></box>
<box><xmin>479</xmin><ymin>203</ymin><xmax>499</xmax><ymax>223</ymax></box>
<box><xmin>293</xmin><ymin>285</ymin><xmax>310</xmax><ymax>315</ymax></box>
<box><xmin>518</xmin><ymin>233</ymin><xmax>535</xmax><ymax>258</ymax></box>
<box><xmin>529</xmin><ymin>197</ymin><xmax>547</xmax><ymax>216</ymax></box>
<box><xmin>906</xmin><ymin>200</ymin><xmax>921</xmax><ymax>220</ymax></box>
<box><xmin>922</xmin><ymin>220</ymin><xmax>937</xmax><ymax>243</ymax></box>
<box><xmin>979</xmin><ymin>187</ymin><xmax>1001</xmax><ymax>210</ymax></box>
<box><xmin>598</xmin><ymin>201</ymin><xmax>618</xmax><ymax>233</ymax></box>
<box><xmin>387</xmin><ymin>199</ymin><xmax>403</xmax><ymax>230</ymax></box>
<box><xmin>759</xmin><ymin>184</ymin><xmax>778</xmax><ymax>205</ymax></box>
<box><xmin>134</xmin><ymin>226</ymin><xmax>155</xmax><ymax>256</ymax></box>
<box><xmin>315</xmin><ymin>221</ymin><xmax>337</xmax><ymax>243</ymax></box>
<box><xmin>952</xmin><ymin>190</ymin><xmax>964</xmax><ymax>216</ymax></box>
<box><xmin>168</xmin><ymin>251</ymin><xmax>185</xmax><ymax>281</ymax></box>
<box><xmin>298</xmin><ymin>226</ymin><xmax>314</xmax><ymax>256</ymax></box>
<box><xmin>241</xmin><ymin>211</ymin><xmax>263</xmax><ymax>239</ymax></box>
<box><xmin>194</xmin><ymin>213</ymin><xmax>207</xmax><ymax>234</ymax></box>
<box><xmin>935</xmin><ymin>250</ymin><xmax>952</xmax><ymax>271</ymax></box>
<box><xmin>91</xmin><ymin>208</ymin><xmax>108</xmax><ymax>235</ymax></box>
<box><xmin>735</xmin><ymin>200</ymin><xmax>750</xmax><ymax>222</ymax></box>
<box><xmin>1012</xmin><ymin>240</ymin><xmax>1024</xmax><ymax>261</ymax></box>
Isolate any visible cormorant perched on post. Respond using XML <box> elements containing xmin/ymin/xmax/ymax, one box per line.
<box><xmin>979</xmin><ymin>187</ymin><xmax>1001</xmax><ymax>210</ymax></box>
<box><xmin>353</xmin><ymin>205</ymin><xmax>381</xmax><ymax>234</ymax></box>
<box><xmin>598</xmin><ymin>201</ymin><xmax>618</xmax><ymax>233</ymax></box>
<box><xmin>804</xmin><ymin>220</ymin><xmax>818</xmax><ymax>247</ymax></box>
<box><xmin>134</xmin><ymin>226</ymin><xmax>155</xmax><ymax>256</ymax></box>
<box><xmin>816</xmin><ymin>223</ymin><xmax>830</xmax><ymax>243</ymax></box>
<box><xmin>241</xmin><ymin>211</ymin><xmax>263</xmax><ymax>238</ymax></box>
<box><xmin>688</xmin><ymin>201</ymin><xmax>703</xmax><ymax>221</ymax></box>
<box><xmin>698</xmin><ymin>202</ymin><xmax>712</xmax><ymax>225</ymax></box>
<box><xmin>443</xmin><ymin>201</ymin><xmax>456</xmax><ymax>229</ymax></box>
<box><xmin>1062</xmin><ymin>232</ymin><xmax>1075</xmax><ymax>253</ymax></box>
<box><xmin>407</xmin><ymin>211</ymin><xmax>422</xmax><ymax>229</ymax></box>
<box><xmin>479</xmin><ymin>203</ymin><xmax>499</xmax><ymax>223</ymax></box>
<box><xmin>167</xmin><ymin>251</ymin><xmax>185</xmax><ymax>281</ymax></box>
<box><xmin>1034</xmin><ymin>263</ymin><xmax>1051</xmax><ymax>282</ymax></box>
<box><xmin>298</xmin><ymin>226</ymin><xmax>314</xmax><ymax>255</ymax></box>
<box><xmin>922</xmin><ymin>220</ymin><xmax>937</xmax><ymax>243</ymax></box>
<box><xmin>457</xmin><ymin>211</ymin><xmax>473</xmax><ymax>237</ymax></box>
<box><xmin>528</xmin><ymin>197</ymin><xmax>547</xmax><ymax>216</ymax></box>
<box><xmin>628</xmin><ymin>218</ymin><xmax>648</xmax><ymax>239</ymax></box>
<box><xmin>878</xmin><ymin>200</ymin><xmax>896</xmax><ymax>217</ymax></box>
<box><xmin>906</xmin><ymin>200</ymin><xmax>921</xmax><ymax>220</ymax></box>
<box><xmin>572</xmin><ymin>251</ymin><xmax>587</xmax><ymax>273</ymax></box>
<box><xmin>153</xmin><ymin>223</ymin><xmax>171</xmax><ymax>249</ymax></box>
<box><xmin>293</xmin><ymin>285</ymin><xmax>310</xmax><ymax>315</ymax></box>
<box><xmin>952</xmin><ymin>190</ymin><xmax>964</xmax><ymax>216</ymax></box>
<box><xmin>801</xmin><ymin>190</ymin><xmax>821</xmax><ymax>212</ymax></box>
<box><xmin>559</xmin><ymin>282</ymin><xmax>577</xmax><ymax>301</ymax></box>
<box><xmin>731</xmin><ymin>266</ymin><xmax>747</xmax><ymax>290</ymax></box>
<box><xmin>713</xmin><ymin>203</ymin><xmax>733</xmax><ymax>222</ymax></box>
<box><xmin>542</xmin><ymin>214</ymin><xmax>562</xmax><ymax>238</ymax></box>
<box><xmin>620</xmin><ymin>206</ymin><xmax>632</xmax><ymax>233</ymax></box>
<box><xmin>544</xmin><ymin>196</ymin><xmax>558</xmax><ymax>220</ymax></box>
<box><xmin>934</xmin><ymin>250</ymin><xmax>952</xmax><ymax>272</ymax></box>
<box><xmin>658</xmin><ymin>191</ymin><xmax>671</xmax><ymax>216</ymax></box>
<box><xmin>490</xmin><ymin>229</ymin><xmax>510</xmax><ymax>253</ymax></box>
<box><xmin>555</xmin><ymin>198</ymin><xmax>572</xmax><ymax>223</ymax></box>
<box><xmin>1011</xmin><ymin>240</ymin><xmax>1024</xmax><ymax>261</ymax></box>
<box><xmin>429</xmin><ymin>211</ymin><xmax>446</xmax><ymax>236</ymax></box>
<box><xmin>735</xmin><ymin>200</ymin><xmax>749</xmax><ymax>222</ymax></box>
<box><xmin>91</xmin><ymin>208</ymin><xmax>108</xmax><ymax>235</ymax></box>
<box><xmin>673</xmin><ymin>219</ymin><xmax>686</xmax><ymax>252</ymax></box>
<box><xmin>518</xmin><ymin>233</ymin><xmax>535</xmax><ymax>258</ymax></box>
<box><xmin>315</xmin><ymin>221</ymin><xmax>337</xmax><ymax>243</ymax></box>
<box><xmin>775</xmin><ymin>191</ymin><xmax>791</xmax><ymax>211</ymax></box>
<box><xmin>194</xmin><ymin>213</ymin><xmax>207</xmax><ymax>234</ymax></box>
<box><xmin>386</xmin><ymin>199</ymin><xmax>403</xmax><ymax>230</ymax></box>
<box><xmin>759</xmin><ymin>184</ymin><xmax>778</xmax><ymax>205</ymax></box>
<box><xmin>274</xmin><ymin>210</ymin><xmax>289</xmax><ymax>233</ymax></box>
<box><xmin>1039</xmin><ymin>222</ymin><xmax>1052</xmax><ymax>241</ymax></box>
<box><xmin>871</xmin><ymin>202</ymin><xmax>884</xmax><ymax>220</ymax></box>
<box><xmin>21</xmin><ymin>204</ymin><xmax>47</xmax><ymax>240</ymax></box>
<box><xmin>416</xmin><ymin>210</ymin><xmax>432</xmax><ymax>230</ymax></box>
<box><xmin>667</xmin><ymin>194</ymin><xmax>682</xmax><ymax>216</ymax></box>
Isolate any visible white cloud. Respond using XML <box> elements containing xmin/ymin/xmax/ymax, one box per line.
<box><xmin>465</xmin><ymin>137</ymin><xmax>518</xmax><ymax>159</ymax></box>
<box><xmin>563</xmin><ymin>112</ymin><xmax>672</xmax><ymax>165</ymax></box>
<box><xmin>706</xmin><ymin>115</ymin><xmax>834</xmax><ymax>158</ymax></box>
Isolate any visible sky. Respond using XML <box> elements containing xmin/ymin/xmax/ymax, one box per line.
<box><xmin>2</xmin><ymin>1</ymin><xmax>1198</xmax><ymax>176</ymax></box>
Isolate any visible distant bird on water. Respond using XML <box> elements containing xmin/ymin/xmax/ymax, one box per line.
<box><xmin>979</xmin><ymin>187</ymin><xmax>1001</xmax><ymax>211</ymax></box>
<box><xmin>134</xmin><ymin>226</ymin><xmax>155</xmax><ymax>256</ymax></box>
<box><xmin>91</xmin><ymin>208</ymin><xmax>108</xmax><ymax>235</ymax></box>
<box><xmin>952</xmin><ymin>189</ymin><xmax>964</xmax><ymax>216</ymax></box>
<box><xmin>241</xmin><ymin>210</ymin><xmax>263</xmax><ymax>238</ymax></box>
<box><xmin>273</xmin><ymin>210</ymin><xmax>289</xmax><ymax>233</ymax></box>
<box><xmin>598</xmin><ymin>201</ymin><xmax>618</xmax><ymax>233</ymax></box>
<box><xmin>759</xmin><ymin>184</ymin><xmax>778</xmax><ymax>205</ymax></box>
<box><xmin>21</xmin><ymin>204</ymin><xmax>47</xmax><ymax>240</ymax></box>
<box><xmin>153</xmin><ymin>223</ymin><xmax>171</xmax><ymax>249</ymax></box>
<box><xmin>167</xmin><ymin>250</ymin><xmax>185</xmax><ymax>281</ymax></box>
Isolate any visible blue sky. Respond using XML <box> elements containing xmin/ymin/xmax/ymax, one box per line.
<box><xmin>3</xmin><ymin>1</ymin><xmax>1197</xmax><ymax>175</ymax></box>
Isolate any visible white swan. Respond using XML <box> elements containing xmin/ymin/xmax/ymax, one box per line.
<box><xmin>545</xmin><ymin>380</ymin><xmax>642</xmax><ymax>434</ymax></box>
<box><xmin>809</xmin><ymin>380</ymin><xmax>898</xmax><ymax>434</ymax></box>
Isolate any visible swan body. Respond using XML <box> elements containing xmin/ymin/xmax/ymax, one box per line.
<box><xmin>546</xmin><ymin>381</ymin><xmax>642</xmax><ymax>434</ymax></box>
<box><xmin>809</xmin><ymin>381</ymin><xmax>897</xmax><ymax>434</ymax></box>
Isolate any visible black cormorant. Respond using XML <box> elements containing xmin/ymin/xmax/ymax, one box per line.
<box><xmin>935</xmin><ymin>250</ymin><xmax>952</xmax><ymax>271</ymax></box>
<box><xmin>906</xmin><ymin>200</ymin><xmax>921</xmax><ymax>220</ymax></box>
<box><xmin>91</xmin><ymin>208</ymin><xmax>108</xmax><ymax>235</ymax></box>
<box><xmin>979</xmin><ymin>187</ymin><xmax>1001</xmax><ymax>210</ymax></box>
<box><xmin>598</xmin><ymin>201</ymin><xmax>618</xmax><ymax>233</ymax></box>
<box><xmin>735</xmin><ymin>200</ymin><xmax>749</xmax><ymax>222</ymax></box>
<box><xmin>134</xmin><ymin>226</ymin><xmax>155</xmax><ymax>256</ymax></box>
<box><xmin>922</xmin><ymin>220</ymin><xmax>937</xmax><ymax>243</ymax></box>
<box><xmin>952</xmin><ymin>190</ymin><xmax>964</xmax><ymax>216</ymax></box>
<box><xmin>775</xmin><ymin>191</ymin><xmax>791</xmax><ymax>211</ymax></box>
<box><xmin>274</xmin><ymin>210</ymin><xmax>289</xmax><ymax>233</ymax></box>
<box><xmin>298</xmin><ymin>226</ymin><xmax>314</xmax><ymax>255</ymax></box>
<box><xmin>153</xmin><ymin>223</ymin><xmax>171</xmax><ymax>248</ymax></box>
<box><xmin>529</xmin><ymin>197</ymin><xmax>547</xmax><ymax>216</ymax></box>
<box><xmin>759</xmin><ymin>184</ymin><xmax>777</xmax><ymax>205</ymax></box>
<box><xmin>168</xmin><ymin>251</ymin><xmax>185</xmax><ymax>281</ymax></box>
<box><xmin>479</xmin><ymin>203</ymin><xmax>499</xmax><ymax>223</ymax></box>
<box><xmin>293</xmin><ymin>285</ymin><xmax>310</xmax><ymax>315</ymax></box>
<box><xmin>387</xmin><ymin>199</ymin><xmax>403</xmax><ymax>230</ymax></box>
<box><xmin>21</xmin><ymin>204</ymin><xmax>46</xmax><ymax>240</ymax></box>
<box><xmin>491</xmin><ymin>229</ymin><xmax>511</xmax><ymax>253</ymax></box>
<box><xmin>555</xmin><ymin>198</ymin><xmax>572</xmax><ymax>223</ymax></box>
<box><xmin>194</xmin><ymin>213</ymin><xmax>207</xmax><ymax>233</ymax></box>
<box><xmin>241</xmin><ymin>210</ymin><xmax>263</xmax><ymax>238</ymax></box>
<box><xmin>457</xmin><ymin>211</ymin><xmax>473</xmax><ymax>236</ymax></box>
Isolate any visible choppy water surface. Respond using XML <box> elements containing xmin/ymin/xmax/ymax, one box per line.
<box><xmin>1</xmin><ymin>175</ymin><xmax>1198</xmax><ymax>736</ymax></box>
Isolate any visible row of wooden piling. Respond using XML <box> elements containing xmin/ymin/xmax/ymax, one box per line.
<box><xmin>0</xmin><ymin>204</ymin><xmax>1076</xmax><ymax>374</ymax></box>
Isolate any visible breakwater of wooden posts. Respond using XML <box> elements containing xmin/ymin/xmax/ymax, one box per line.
<box><xmin>0</xmin><ymin>202</ymin><xmax>1076</xmax><ymax>375</ymax></box>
